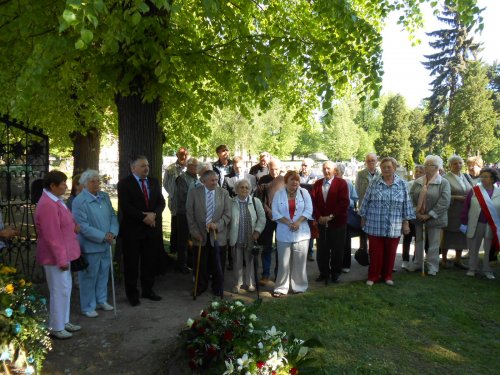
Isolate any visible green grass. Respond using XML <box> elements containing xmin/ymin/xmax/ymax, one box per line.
<box><xmin>257</xmin><ymin>268</ymin><xmax>500</xmax><ymax>374</ymax></box>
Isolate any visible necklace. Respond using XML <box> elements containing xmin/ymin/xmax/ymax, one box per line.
<box><xmin>286</xmin><ymin>189</ymin><xmax>297</xmax><ymax>198</ymax></box>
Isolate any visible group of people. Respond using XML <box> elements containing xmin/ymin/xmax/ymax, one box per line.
<box><xmin>24</xmin><ymin>145</ymin><xmax>499</xmax><ymax>339</ymax></box>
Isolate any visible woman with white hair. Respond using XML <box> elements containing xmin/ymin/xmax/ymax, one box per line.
<box><xmin>441</xmin><ymin>155</ymin><xmax>473</xmax><ymax>269</ymax></box>
<box><xmin>72</xmin><ymin>169</ymin><xmax>119</xmax><ymax>317</ymax></box>
<box><xmin>408</xmin><ymin>155</ymin><xmax>451</xmax><ymax>275</ymax></box>
<box><xmin>228</xmin><ymin>179</ymin><xmax>266</xmax><ymax>293</ymax></box>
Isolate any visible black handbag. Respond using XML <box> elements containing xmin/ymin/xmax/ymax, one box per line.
<box><xmin>70</xmin><ymin>255</ymin><xmax>89</xmax><ymax>272</ymax></box>
<box><xmin>347</xmin><ymin>206</ymin><xmax>362</xmax><ymax>229</ymax></box>
<box><xmin>354</xmin><ymin>248</ymin><xmax>369</xmax><ymax>266</ymax></box>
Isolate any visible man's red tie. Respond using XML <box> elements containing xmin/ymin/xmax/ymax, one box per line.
<box><xmin>141</xmin><ymin>179</ymin><xmax>149</xmax><ymax>208</ymax></box>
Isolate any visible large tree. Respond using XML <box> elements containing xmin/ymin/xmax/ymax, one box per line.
<box><xmin>1</xmin><ymin>0</ymin><xmax>483</xmax><ymax>179</ymax></box>
<box><xmin>374</xmin><ymin>94</ymin><xmax>413</xmax><ymax>168</ymax></box>
<box><xmin>422</xmin><ymin>1</ymin><xmax>481</xmax><ymax>153</ymax></box>
<box><xmin>448</xmin><ymin>62</ymin><xmax>496</xmax><ymax>157</ymax></box>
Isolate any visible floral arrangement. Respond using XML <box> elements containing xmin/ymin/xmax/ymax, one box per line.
<box><xmin>181</xmin><ymin>299</ymin><xmax>321</xmax><ymax>374</ymax></box>
<box><xmin>0</xmin><ymin>264</ymin><xmax>52</xmax><ymax>374</ymax></box>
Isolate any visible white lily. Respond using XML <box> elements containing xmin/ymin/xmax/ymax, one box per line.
<box><xmin>236</xmin><ymin>353</ymin><xmax>252</xmax><ymax>370</ymax></box>
<box><xmin>186</xmin><ymin>318</ymin><xmax>194</xmax><ymax>328</ymax></box>
<box><xmin>223</xmin><ymin>360</ymin><xmax>235</xmax><ymax>375</ymax></box>
<box><xmin>249</xmin><ymin>313</ymin><xmax>257</xmax><ymax>321</ymax></box>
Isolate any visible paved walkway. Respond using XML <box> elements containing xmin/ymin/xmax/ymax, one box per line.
<box><xmin>42</xmin><ymin>238</ymin><xmax>415</xmax><ymax>375</ymax></box>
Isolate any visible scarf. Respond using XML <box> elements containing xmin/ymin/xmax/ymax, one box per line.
<box><xmin>416</xmin><ymin>173</ymin><xmax>439</xmax><ymax>215</ymax></box>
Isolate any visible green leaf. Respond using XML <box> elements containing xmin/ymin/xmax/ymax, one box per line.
<box><xmin>132</xmin><ymin>12</ymin><xmax>141</xmax><ymax>25</ymax></box>
<box><xmin>138</xmin><ymin>2</ymin><xmax>150</xmax><ymax>13</ymax></box>
<box><xmin>80</xmin><ymin>29</ymin><xmax>94</xmax><ymax>44</ymax></box>
<box><xmin>75</xmin><ymin>39</ymin><xmax>85</xmax><ymax>49</ymax></box>
<box><xmin>62</xmin><ymin>10</ymin><xmax>77</xmax><ymax>24</ymax></box>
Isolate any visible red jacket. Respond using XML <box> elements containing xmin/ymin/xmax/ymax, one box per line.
<box><xmin>311</xmin><ymin>177</ymin><xmax>349</xmax><ymax>228</ymax></box>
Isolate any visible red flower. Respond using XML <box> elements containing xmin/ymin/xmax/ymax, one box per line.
<box><xmin>290</xmin><ymin>368</ymin><xmax>298</xmax><ymax>375</ymax></box>
<box><xmin>201</xmin><ymin>310</ymin><xmax>208</xmax><ymax>318</ymax></box>
<box><xmin>208</xmin><ymin>316</ymin><xmax>215</xmax><ymax>321</ymax></box>
<box><xmin>206</xmin><ymin>345</ymin><xmax>218</xmax><ymax>357</ymax></box>
<box><xmin>233</xmin><ymin>319</ymin><xmax>241</xmax><ymax>326</ymax></box>
<box><xmin>256</xmin><ymin>361</ymin><xmax>265</xmax><ymax>369</ymax></box>
<box><xmin>187</xmin><ymin>347</ymin><xmax>196</xmax><ymax>358</ymax></box>
<box><xmin>223</xmin><ymin>329</ymin><xmax>234</xmax><ymax>341</ymax></box>
<box><xmin>198</xmin><ymin>327</ymin><xmax>206</xmax><ymax>334</ymax></box>
<box><xmin>188</xmin><ymin>360</ymin><xmax>197</xmax><ymax>370</ymax></box>
<box><xmin>191</xmin><ymin>321</ymin><xmax>198</xmax><ymax>329</ymax></box>
<box><xmin>272</xmin><ymin>371</ymin><xmax>276</xmax><ymax>375</ymax></box>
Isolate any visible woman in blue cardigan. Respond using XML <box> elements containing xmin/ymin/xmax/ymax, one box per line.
<box><xmin>72</xmin><ymin>169</ymin><xmax>119</xmax><ymax>318</ymax></box>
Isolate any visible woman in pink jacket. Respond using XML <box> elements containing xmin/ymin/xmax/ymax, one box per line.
<box><xmin>35</xmin><ymin>171</ymin><xmax>81</xmax><ymax>339</ymax></box>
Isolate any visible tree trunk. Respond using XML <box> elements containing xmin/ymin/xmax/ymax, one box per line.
<box><xmin>115</xmin><ymin>94</ymin><xmax>162</xmax><ymax>181</ymax></box>
<box><xmin>70</xmin><ymin>128</ymin><xmax>100</xmax><ymax>176</ymax></box>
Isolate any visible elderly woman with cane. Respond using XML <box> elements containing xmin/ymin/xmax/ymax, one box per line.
<box><xmin>72</xmin><ymin>170</ymin><xmax>119</xmax><ymax>318</ymax></box>
<box><xmin>359</xmin><ymin>157</ymin><xmax>415</xmax><ymax>286</ymax></box>
<box><xmin>228</xmin><ymin>179</ymin><xmax>266</xmax><ymax>294</ymax></box>
<box><xmin>408</xmin><ymin>155</ymin><xmax>451</xmax><ymax>276</ymax></box>
<box><xmin>271</xmin><ymin>171</ymin><xmax>313</xmax><ymax>297</ymax></box>
<box><xmin>460</xmin><ymin>168</ymin><xmax>499</xmax><ymax>279</ymax></box>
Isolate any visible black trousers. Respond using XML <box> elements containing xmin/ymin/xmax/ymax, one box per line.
<box><xmin>176</xmin><ymin>214</ymin><xmax>190</xmax><ymax>268</ymax></box>
<box><xmin>170</xmin><ymin>214</ymin><xmax>178</xmax><ymax>253</ymax></box>
<box><xmin>122</xmin><ymin>236</ymin><xmax>157</xmax><ymax>299</ymax></box>
<box><xmin>317</xmin><ymin>225</ymin><xmax>346</xmax><ymax>278</ymax></box>
<box><xmin>194</xmin><ymin>242</ymin><xmax>227</xmax><ymax>295</ymax></box>
<box><xmin>343</xmin><ymin>227</ymin><xmax>352</xmax><ymax>268</ymax></box>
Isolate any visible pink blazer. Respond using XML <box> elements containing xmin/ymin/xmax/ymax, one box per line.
<box><xmin>35</xmin><ymin>192</ymin><xmax>80</xmax><ymax>267</ymax></box>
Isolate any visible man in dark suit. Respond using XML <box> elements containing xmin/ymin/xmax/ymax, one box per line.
<box><xmin>223</xmin><ymin>156</ymin><xmax>257</xmax><ymax>197</ymax></box>
<box><xmin>311</xmin><ymin>161</ymin><xmax>349</xmax><ymax>283</ymax></box>
<box><xmin>118</xmin><ymin>156</ymin><xmax>166</xmax><ymax>306</ymax></box>
<box><xmin>186</xmin><ymin>170</ymin><xmax>231</xmax><ymax>296</ymax></box>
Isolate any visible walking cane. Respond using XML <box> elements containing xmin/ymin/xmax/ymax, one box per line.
<box><xmin>421</xmin><ymin>223</ymin><xmax>426</xmax><ymax>277</ymax></box>
<box><xmin>252</xmin><ymin>242</ymin><xmax>261</xmax><ymax>300</ymax></box>
<box><xmin>109</xmin><ymin>243</ymin><xmax>117</xmax><ymax>318</ymax></box>
<box><xmin>193</xmin><ymin>243</ymin><xmax>202</xmax><ymax>301</ymax></box>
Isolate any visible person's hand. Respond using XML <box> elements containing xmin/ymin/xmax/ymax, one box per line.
<box><xmin>194</xmin><ymin>233</ymin><xmax>203</xmax><ymax>242</ymax></box>
<box><xmin>142</xmin><ymin>212</ymin><xmax>156</xmax><ymax>227</ymax></box>
<box><xmin>289</xmin><ymin>222</ymin><xmax>299</xmax><ymax>232</ymax></box>
<box><xmin>252</xmin><ymin>231</ymin><xmax>260</xmax><ymax>241</ymax></box>
<box><xmin>60</xmin><ymin>264</ymin><xmax>69</xmax><ymax>271</ymax></box>
<box><xmin>361</xmin><ymin>218</ymin><xmax>366</xmax><ymax>228</ymax></box>
<box><xmin>104</xmin><ymin>232</ymin><xmax>115</xmax><ymax>243</ymax></box>
<box><xmin>417</xmin><ymin>213</ymin><xmax>430</xmax><ymax>222</ymax></box>
<box><xmin>459</xmin><ymin>224</ymin><xmax>467</xmax><ymax>234</ymax></box>
<box><xmin>402</xmin><ymin>221</ymin><xmax>410</xmax><ymax>235</ymax></box>
<box><xmin>206</xmin><ymin>222</ymin><xmax>217</xmax><ymax>232</ymax></box>
<box><xmin>74</xmin><ymin>224</ymin><xmax>81</xmax><ymax>234</ymax></box>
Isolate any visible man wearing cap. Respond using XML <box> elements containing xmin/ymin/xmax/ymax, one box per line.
<box><xmin>249</xmin><ymin>152</ymin><xmax>271</xmax><ymax>182</ymax></box>
<box><xmin>163</xmin><ymin>147</ymin><xmax>189</xmax><ymax>255</ymax></box>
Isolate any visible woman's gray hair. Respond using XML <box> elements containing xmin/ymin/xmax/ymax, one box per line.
<box><xmin>79</xmin><ymin>169</ymin><xmax>100</xmax><ymax>186</ymax></box>
<box><xmin>335</xmin><ymin>163</ymin><xmax>346</xmax><ymax>175</ymax></box>
<box><xmin>447</xmin><ymin>155</ymin><xmax>463</xmax><ymax>168</ymax></box>
<box><xmin>197</xmin><ymin>162</ymin><xmax>212</xmax><ymax>175</ymax></box>
<box><xmin>424</xmin><ymin>155</ymin><xmax>444</xmax><ymax>169</ymax></box>
<box><xmin>234</xmin><ymin>178</ymin><xmax>251</xmax><ymax>191</ymax></box>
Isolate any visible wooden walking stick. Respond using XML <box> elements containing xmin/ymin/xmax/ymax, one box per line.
<box><xmin>193</xmin><ymin>242</ymin><xmax>202</xmax><ymax>300</ymax></box>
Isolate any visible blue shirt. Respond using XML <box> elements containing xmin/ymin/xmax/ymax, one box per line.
<box><xmin>359</xmin><ymin>174</ymin><xmax>415</xmax><ymax>238</ymax></box>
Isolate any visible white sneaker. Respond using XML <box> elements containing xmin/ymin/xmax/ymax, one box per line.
<box><xmin>97</xmin><ymin>302</ymin><xmax>114</xmax><ymax>311</ymax></box>
<box><xmin>341</xmin><ymin>268</ymin><xmax>351</xmax><ymax>273</ymax></box>
<box><xmin>366</xmin><ymin>280</ymin><xmax>374</xmax><ymax>286</ymax></box>
<box><xmin>385</xmin><ymin>280</ymin><xmax>394</xmax><ymax>286</ymax></box>
<box><xmin>427</xmin><ymin>270</ymin><xmax>437</xmax><ymax>276</ymax></box>
<box><xmin>50</xmin><ymin>329</ymin><xmax>73</xmax><ymax>339</ymax></box>
<box><xmin>484</xmin><ymin>272</ymin><xmax>495</xmax><ymax>280</ymax></box>
<box><xmin>247</xmin><ymin>285</ymin><xmax>256</xmax><ymax>292</ymax></box>
<box><xmin>401</xmin><ymin>261</ymin><xmax>408</xmax><ymax>269</ymax></box>
<box><xmin>82</xmin><ymin>310</ymin><xmax>99</xmax><ymax>318</ymax></box>
<box><xmin>64</xmin><ymin>322</ymin><xmax>81</xmax><ymax>332</ymax></box>
<box><xmin>466</xmin><ymin>270</ymin><xmax>475</xmax><ymax>277</ymax></box>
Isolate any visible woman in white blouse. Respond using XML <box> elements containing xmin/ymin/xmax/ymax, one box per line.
<box><xmin>442</xmin><ymin>155</ymin><xmax>473</xmax><ymax>269</ymax></box>
<box><xmin>271</xmin><ymin>171</ymin><xmax>313</xmax><ymax>297</ymax></box>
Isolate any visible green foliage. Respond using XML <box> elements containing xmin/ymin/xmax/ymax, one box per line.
<box><xmin>448</xmin><ymin>62</ymin><xmax>496</xmax><ymax>157</ymax></box>
<box><xmin>375</xmin><ymin>94</ymin><xmax>413</xmax><ymax>168</ymax></box>
<box><xmin>408</xmin><ymin>106</ymin><xmax>431</xmax><ymax>163</ymax></box>
<box><xmin>323</xmin><ymin>102</ymin><xmax>360</xmax><ymax>161</ymax></box>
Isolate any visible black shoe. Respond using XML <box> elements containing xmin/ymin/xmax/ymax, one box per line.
<box><xmin>308</xmin><ymin>256</ymin><xmax>315</xmax><ymax>262</ymax></box>
<box><xmin>129</xmin><ymin>297</ymin><xmax>141</xmax><ymax>307</ymax></box>
<box><xmin>141</xmin><ymin>291</ymin><xmax>162</xmax><ymax>301</ymax></box>
<box><xmin>316</xmin><ymin>275</ymin><xmax>328</xmax><ymax>282</ymax></box>
<box><xmin>175</xmin><ymin>266</ymin><xmax>192</xmax><ymax>274</ymax></box>
<box><xmin>331</xmin><ymin>274</ymin><xmax>340</xmax><ymax>283</ymax></box>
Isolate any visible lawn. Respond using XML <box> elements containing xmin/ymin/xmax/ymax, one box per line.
<box><xmin>257</xmin><ymin>268</ymin><xmax>499</xmax><ymax>374</ymax></box>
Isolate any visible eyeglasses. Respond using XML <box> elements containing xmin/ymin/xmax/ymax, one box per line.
<box><xmin>424</xmin><ymin>164</ymin><xmax>438</xmax><ymax>168</ymax></box>
<box><xmin>479</xmin><ymin>175</ymin><xmax>492</xmax><ymax>179</ymax></box>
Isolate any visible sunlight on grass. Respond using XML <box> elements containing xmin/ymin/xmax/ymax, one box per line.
<box><xmin>423</xmin><ymin>344</ymin><xmax>465</xmax><ymax>362</ymax></box>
